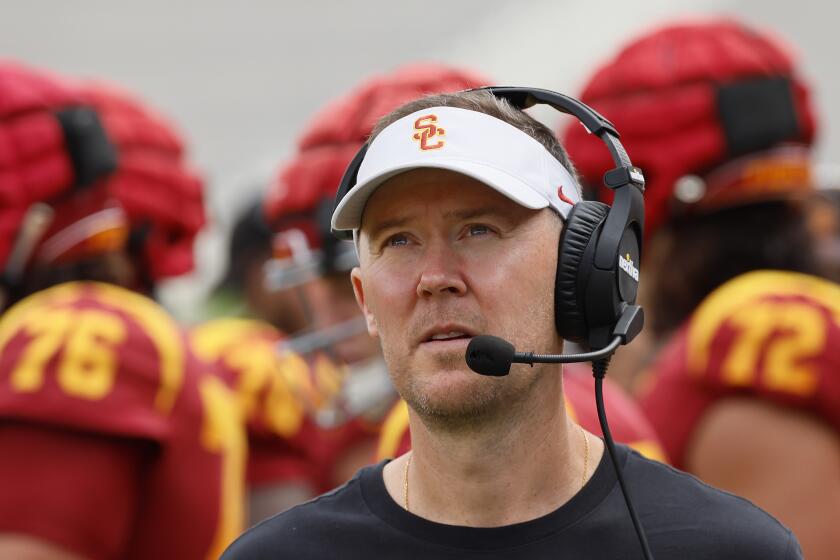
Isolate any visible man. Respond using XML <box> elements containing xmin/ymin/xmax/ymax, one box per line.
<box><xmin>203</xmin><ymin>198</ymin><xmax>293</xmax><ymax>325</ymax></box>
<box><xmin>562</xmin><ymin>19</ymin><xmax>837</xmax><ymax>559</ymax></box>
<box><xmin>263</xmin><ymin>63</ymin><xmax>666</xmax><ymax>478</ymax></box>
<box><xmin>193</xmin><ymin>197</ymin><xmax>328</xmax><ymax>523</ymax></box>
<box><xmin>0</xmin><ymin>62</ymin><xmax>246</xmax><ymax>559</ymax></box>
<box><xmin>223</xmin><ymin>88</ymin><xmax>800</xmax><ymax>558</ymax></box>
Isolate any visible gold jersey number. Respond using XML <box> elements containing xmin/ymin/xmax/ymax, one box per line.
<box><xmin>10</xmin><ymin>307</ymin><xmax>126</xmax><ymax>400</ymax></box>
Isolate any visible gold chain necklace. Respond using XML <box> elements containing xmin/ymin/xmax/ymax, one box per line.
<box><xmin>402</xmin><ymin>425</ymin><xmax>590</xmax><ymax>512</ymax></box>
<box><xmin>579</xmin><ymin>423</ymin><xmax>590</xmax><ymax>490</ymax></box>
<box><xmin>403</xmin><ymin>451</ymin><xmax>412</xmax><ymax>511</ymax></box>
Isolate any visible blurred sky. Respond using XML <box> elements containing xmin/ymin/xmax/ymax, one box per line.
<box><xmin>1</xmin><ymin>0</ymin><xmax>833</xmax><ymax>318</ymax></box>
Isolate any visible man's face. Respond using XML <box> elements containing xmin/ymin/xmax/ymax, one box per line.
<box><xmin>351</xmin><ymin>168</ymin><xmax>563</xmax><ymax>425</ymax></box>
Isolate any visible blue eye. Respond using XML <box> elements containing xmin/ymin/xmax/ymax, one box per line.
<box><xmin>468</xmin><ymin>224</ymin><xmax>490</xmax><ymax>237</ymax></box>
<box><xmin>387</xmin><ymin>234</ymin><xmax>409</xmax><ymax>247</ymax></box>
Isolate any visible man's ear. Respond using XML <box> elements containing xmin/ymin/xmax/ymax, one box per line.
<box><xmin>350</xmin><ymin>266</ymin><xmax>377</xmax><ymax>337</ymax></box>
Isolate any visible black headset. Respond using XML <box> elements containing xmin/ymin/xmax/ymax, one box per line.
<box><xmin>332</xmin><ymin>87</ymin><xmax>646</xmax><ymax>351</ymax></box>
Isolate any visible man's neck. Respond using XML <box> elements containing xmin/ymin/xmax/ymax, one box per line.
<box><xmin>382</xmin><ymin>373</ymin><xmax>604</xmax><ymax>527</ymax></box>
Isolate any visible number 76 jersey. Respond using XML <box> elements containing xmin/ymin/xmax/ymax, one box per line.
<box><xmin>0</xmin><ymin>281</ymin><xmax>246</xmax><ymax>559</ymax></box>
<box><xmin>640</xmin><ymin>270</ymin><xmax>840</xmax><ymax>468</ymax></box>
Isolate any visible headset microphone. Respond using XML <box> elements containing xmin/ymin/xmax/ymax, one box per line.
<box><xmin>466</xmin><ymin>334</ymin><xmax>623</xmax><ymax>376</ymax></box>
<box><xmin>466</xmin><ymin>304</ymin><xmax>643</xmax><ymax>376</ymax></box>
<box><xmin>464</xmin><ymin>336</ymin><xmax>515</xmax><ymax>377</ymax></box>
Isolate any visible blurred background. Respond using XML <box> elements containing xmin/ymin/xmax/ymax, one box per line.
<box><xmin>2</xmin><ymin>0</ymin><xmax>833</xmax><ymax>319</ymax></box>
<box><xmin>3</xmin><ymin>3</ymin><xmax>840</xmax><ymax>559</ymax></box>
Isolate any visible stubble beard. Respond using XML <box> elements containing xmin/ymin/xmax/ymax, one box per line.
<box><xmin>380</xmin><ymin>288</ymin><xmax>556</xmax><ymax>433</ymax></box>
<box><xmin>405</xmin><ymin>361</ymin><xmax>544</xmax><ymax>433</ymax></box>
<box><xmin>407</xmin><ymin>352</ymin><xmax>506</xmax><ymax>428</ymax></box>
<box><xmin>380</xmin><ymin>306</ymin><xmax>555</xmax><ymax>434</ymax></box>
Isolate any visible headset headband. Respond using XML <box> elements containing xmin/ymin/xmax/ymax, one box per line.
<box><xmin>478</xmin><ymin>88</ymin><xmax>645</xmax><ymax>272</ymax></box>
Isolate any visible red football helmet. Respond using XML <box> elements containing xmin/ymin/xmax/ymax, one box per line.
<box><xmin>80</xmin><ymin>81</ymin><xmax>205</xmax><ymax>284</ymax></box>
<box><xmin>562</xmin><ymin>18</ymin><xmax>818</xmax><ymax>240</ymax></box>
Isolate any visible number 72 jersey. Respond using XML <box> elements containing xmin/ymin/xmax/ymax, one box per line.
<box><xmin>0</xmin><ymin>282</ymin><xmax>246</xmax><ymax>560</ymax></box>
<box><xmin>640</xmin><ymin>270</ymin><xmax>840</xmax><ymax>468</ymax></box>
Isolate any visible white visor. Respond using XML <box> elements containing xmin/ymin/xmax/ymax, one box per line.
<box><xmin>331</xmin><ymin>106</ymin><xmax>582</xmax><ymax>232</ymax></box>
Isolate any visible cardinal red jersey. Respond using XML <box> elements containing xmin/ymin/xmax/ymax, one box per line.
<box><xmin>640</xmin><ymin>270</ymin><xmax>840</xmax><ymax>468</ymax></box>
<box><xmin>190</xmin><ymin>318</ymin><xmax>384</xmax><ymax>493</ymax></box>
<box><xmin>0</xmin><ymin>282</ymin><xmax>246</xmax><ymax>560</ymax></box>
<box><xmin>190</xmin><ymin>318</ymin><xmax>319</xmax><ymax>487</ymax></box>
<box><xmin>302</xmin><ymin>370</ymin><xmax>385</xmax><ymax>491</ymax></box>
<box><xmin>376</xmin><ymin>362</ymin><xmax>667</xmax><ymax>463</ymax></box>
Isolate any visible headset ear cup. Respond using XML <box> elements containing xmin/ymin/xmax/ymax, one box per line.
<box><xmin>555</xmin><ymin>201</ymin><xmax>610</xmax><ymax>342</ymax></box>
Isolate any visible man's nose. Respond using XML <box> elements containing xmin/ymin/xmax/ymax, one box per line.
<box><xmin>416</xmin><ymin>244</ymin><xmax>467</xmax><ymax>298</ymax></box>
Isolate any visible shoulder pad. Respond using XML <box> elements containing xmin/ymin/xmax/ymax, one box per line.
<box><xmin>0</xmin><ymin>282</ymin><xmax>187</xmax><ymax>440</ymax></box>
<box><xmin>564</xmin><ymin>365</ymin><xmax>668</xmax><ymax>462</ymax></box>
<box><xmin>190</xmin><ymin>318</ymin><xmax>307</xmax><ymax>439</ymax></box>
<box><xmin>683</xmin><ymin>271</ymin><xmax>840</xmax><ymax>428</ymax></box>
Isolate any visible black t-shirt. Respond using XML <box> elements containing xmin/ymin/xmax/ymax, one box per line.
<box><xmin>222</xmin><ymin>444</ymin><xmax>801</xmax><ymax>559</ymax></box>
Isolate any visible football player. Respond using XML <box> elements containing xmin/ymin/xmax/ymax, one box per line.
<box><xmin>189</xmin><ymin>316</ymin><xmax>338</xmax><ymax>523</ymax></box>
<box><xmin>0</xmin><ymin>62</ymin><xmax>246</xmax><ymax>560</ymax></box>
<box><xmin>204</xmin><ymin>199</ymin><xmax>287</xmax><ymax>324</ymax></box>
<box><xmin>563</xmin><ymin>19</ymin><xmax>837</xmax><ymax>559</ymax></box>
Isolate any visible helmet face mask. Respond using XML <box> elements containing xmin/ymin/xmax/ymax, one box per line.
<box><xmin>264</xmin><ymin>222</ymin><xmax>359</xmax><ymax>293</ymax></box>
<box><xmin>267</xmin><ymin>255</ymin><xmax>372</xmax><ymax>363</ymax></box>
<box><xmin>263</xmin><ymin>218</ymin><xmax>368</xmax><ymax>357</ymax></box>
<box><xmin>265</xmin><ymin>228</ymin><xmax>325</xmax><ymax>292</ymax></box>
<box><xmin>268</xmin><ymin>267</ymin><xmax>394</xmax><ymax>429</ymax></box>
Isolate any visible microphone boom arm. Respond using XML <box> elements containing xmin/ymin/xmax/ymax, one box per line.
<box><xmin>513</xmin><ymin>336</ymin><xmax>622</xmax><ymax>365</ymax></box>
